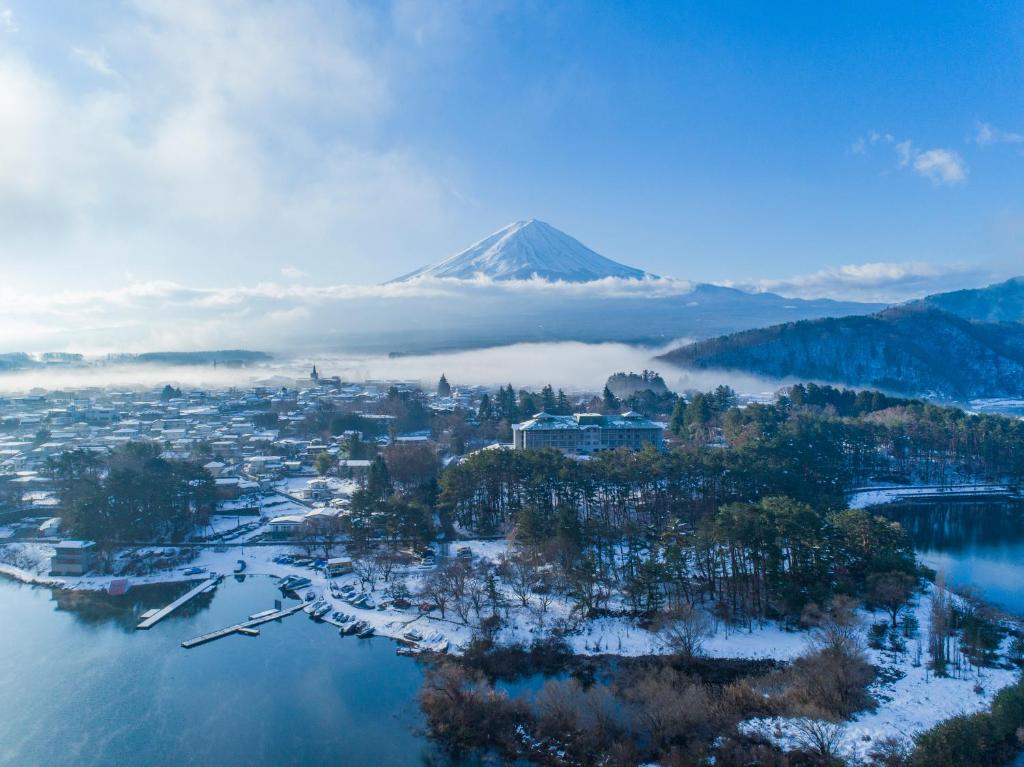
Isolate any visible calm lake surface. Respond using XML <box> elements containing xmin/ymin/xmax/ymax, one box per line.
<box><xmin>880</xmin><ymin>498</ymin><xmax>1024</xmax><ymax>616</ymax></box>
<box><xmin>0</xmin><ymin>575</ymin><xmax>482</xmax><ymax>767</ymax></box>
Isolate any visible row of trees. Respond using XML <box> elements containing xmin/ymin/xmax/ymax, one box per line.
<box><xmin>721</xmin><ymin>385</ymin><xmax>1024</xmax><ymax>482</ymax></box>
<box><xmin>400</xmin><ymin>495</ymin><xmax>913</xmax><ymax>629</ymax></box>
<box><xmin>439</xmin><ymin>431</ymin><xmax>854</xmax><ymax>537</ymax></box>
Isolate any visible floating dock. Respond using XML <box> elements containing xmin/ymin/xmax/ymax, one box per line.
<box><xmin>136</xmin><ymin>577</ymin><xmax>221</xmax><ymax>630</ymax></box>
<box><xmin>181</xmin><ymin>601</ymin><xmax>305</xmax><ymax>649</ymax></box>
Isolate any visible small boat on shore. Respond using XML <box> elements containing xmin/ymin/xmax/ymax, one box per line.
<box><xmin>277</xmin><ymin>575</ymin><xmax>311</xmax><ymax>592</ymax></box>
<box><xmin>342</xmin><ymin>620</ymin><xmax>367</xmax><ymax>636</ymax></box>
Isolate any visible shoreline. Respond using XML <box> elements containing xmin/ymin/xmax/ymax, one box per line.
<box><xmin>2</xmin><ymin>537</ymin><xmax>1022</xmax><ymax>762</ymax></box>
<box><xmin>848</xmin><ymin>482</ymin><xmax>1022</xmax><ymax>509</ymax></box>
<box><xmin>0</xmin><ymin>563</ymin><xmax>66</xmax><ymax>589</ymax></box>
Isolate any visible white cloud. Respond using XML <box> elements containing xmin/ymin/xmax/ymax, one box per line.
<box><xmin>894</xmin><ymin>140</ymin><xmax>914</xmax><ymax>167</ymax></box>
<box><xmin>975</xmin><ymin>121</ymin><xmax>1024</xmax><ymax>147</ymax></box>
<box><xmin>0</xmin><ymin>275</ymin><xmax>696</xmax><ymax>353</ymax></box>
<box><xmin>0</xmin><ymin>0</ymin><xmax>455</xmax><ymax>288</ymax></box>
<box><xmin>0</xmin><ymin>7</ymin><xmax>14</xmax><ymax>30</ymax></box>
<box><xmin>912</xmin><ymin>148</ymin><xmax>967</xmax><ymax>185</ymax></box>
<box><xmin>730</xmin><ymin>261</ymin><xmax>994</xmax><ymax>303</ymax></box>
<box><xmin>855</xmin><ymin>131</ymin><xmax>968</xmax><ymax>185</ymax></box>
<box><xmin>280</xmin><ymin>266</ymin><xmax>307</xmax><ymax>280</ymax></box>
<box><xmin>72</xmin><ymin>47</ymin><xmax>117</xmax><ymax>77</ymax></box>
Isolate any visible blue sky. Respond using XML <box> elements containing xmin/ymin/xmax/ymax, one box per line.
<box><xmin>0</xmin><ymin>0</ymin><xmax>1021</xmax><ymax>301</ymax></box>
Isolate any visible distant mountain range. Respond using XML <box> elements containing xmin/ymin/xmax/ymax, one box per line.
<box><xmin>658</xmin><ymin>279</ymin><xmax>1024</xmax><ymax>401</ymax></box>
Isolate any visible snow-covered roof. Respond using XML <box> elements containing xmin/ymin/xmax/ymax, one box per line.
<box><xmin>54</xmin><ymin>539</ymin><xmax>95</xmax><ymax>550</ymax></box>
<box><xmin>514</xmin><ymin>412</ymin><xmax>663</xmax><ymax>432</ymax></box>
<box><xmin>268</xmin><ymin>515</ymin><xmax>305</xmax><ymax>525</ymax></box>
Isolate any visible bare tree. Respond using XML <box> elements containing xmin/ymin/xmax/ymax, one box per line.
<box><xmin>618</xmin><ymin>667</ymin><xmax>713</xmax><ymax>753</ymax></box>
<box><xmin>318</xmin><ymin>516</ymin><xmax>342</xmax><ymax>560</ymax></box>
<box><xmin>535</xmin><ymin>678</ymin><xmax>582</xmax><ymax>735</ymax></box>
<box><xmin>530</xmin><ymin>582</ymin><xmax>556</xmax><ymax>631</ymax></box>
<box><xmin>420</xmin><ymin>568</ymin><xmax>452</xmax><ymax>619</ymax></box>
<box><xmin>867</xmin><ymin>735</ymin><xmax>911</xmax><ymax>767</ymax></box>
<box><xmin>441</xmin><ymin>561</ymin><xmax>473</xmax><ymax>623</ymax></box>
<box><xmin>657</xmin><ymin>603</ymin><xmax>713</xmax><ymax>660</ymax></box>
<box><xmin>353</xmin><ymin>554</ymin><xmax>381</xmax><ymax>591</ymax></box>
<box><xmin>807</xmin><ymin>595</ymin><xmax>864</xmax><ymax>656</ymax></box>
<box><xmin>296</xmin><ymin>522</ymin><xmax>318</xmax><ymax>557</ymax></box>
<box><xmin>464</xmin><ymin>574</ymin><xmax>488</xmax><ymax>621</ymax></box>
<box><xmin>870</xmin><ymin>571</ymin><xmax>916</xmax><ymax>629</ymax></box>
<box><xmin>499</xmin><ymin>552</ymin><xmax>537</xmax><ymax>609</ymax></box>
<box><xmin>929</xmin><ymin>576</ymin><xmax>952</xmax><ymax>674</ymax></box>
<box><xmin>374</xmin><ymin>548</ymin><xmax>406</xmax><ymax>583</ymax></box>
<box><xmin>792</xmin><ymin>717</ymin><xmax>845</xmax><ymax>762</ymax></box>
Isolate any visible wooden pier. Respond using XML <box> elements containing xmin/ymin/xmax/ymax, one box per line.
<box><xmin>136</xmin><ymin>577</ymin><xmax>221</xmax><ymax>630</ymax></box>
<box><xmin>181</xmin><ymin>601</ymin><xmax>306</xmax><ymax>649</ymax></box>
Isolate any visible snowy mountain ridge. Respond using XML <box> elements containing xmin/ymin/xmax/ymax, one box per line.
<box><xmin>391</xmin><ymin>219</ymin><xmax>654</xmax><ymax>283</ymax></box>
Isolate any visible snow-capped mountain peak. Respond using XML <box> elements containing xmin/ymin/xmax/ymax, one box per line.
<box><xmin>391</xmin><ymin>219</ymin><xmax>654</xmax><ymax>283</ymax></box>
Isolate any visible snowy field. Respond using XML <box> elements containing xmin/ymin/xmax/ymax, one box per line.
<box><xmin>847</xmin><ymin>483</ymin><xmax>1020</xmax><ymax>510</ymax></box>
<box><xmin>741</xmin><ymin>583</ymin><xmax>1021</xmax><ymax>762</ymax></box>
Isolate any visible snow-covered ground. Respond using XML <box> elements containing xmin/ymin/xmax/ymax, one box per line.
<box><xmin>204</xmin><ymin>515</ymin><xmax>252</xmax><ymax>535</ymax></box>
<box><xmin>0</xmin><ymin>562</ymin><xmax>64</xmax><ymax>588</ymax></box>
<box><xmin>848</xmin><ymin>483</ymin><xmax>1019</xmax><ymax>510</ymax></box>
<box><xmin>273</xmin><ymin>476</ymin><xmax>359</xmax><ymax>498</ymax></box>
<box><xmin>741</xmin><ymin>583</ymin><xmax>1021</xmax><ymax>762</ymax></box>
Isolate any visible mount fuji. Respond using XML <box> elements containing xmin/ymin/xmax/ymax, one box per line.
<box><xmin>391</xmin><ymin>219</ymin><xmax>653</xmax><ymax>283</ymax></box>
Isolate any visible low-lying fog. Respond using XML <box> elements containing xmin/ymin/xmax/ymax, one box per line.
<box><xmin>0</xmin><ymin>341</ymin><xmax>791</xmax><ymax>397</ymax></box>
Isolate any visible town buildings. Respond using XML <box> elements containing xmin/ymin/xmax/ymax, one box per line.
<box><xmin>0</xmin><ymin>370</ymin><xmax>470</xmax><ymax>551</ymax></box>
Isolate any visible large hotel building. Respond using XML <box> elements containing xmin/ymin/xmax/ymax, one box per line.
<box><xmin>512</xmin><ymin>411</ymin><xmax>665</xmax><ymax>454</ymax></box>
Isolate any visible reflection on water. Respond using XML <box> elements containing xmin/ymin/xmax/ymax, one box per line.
<box><xmin>0</xmin><ymin>576</ymin><xmax>491</xmax><ymax>767</ymax></box>
<box><xmin>50</xmin><ymin>581</ymin><xmax>206</xmax><ymax>630</ymax></box>
<box><xmin>880</xmin><ymin>499</ymin><xmax>1024</xmax><ymax>615</ymax></box>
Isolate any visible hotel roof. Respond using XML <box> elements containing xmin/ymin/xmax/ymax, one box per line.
<box><xmin>513</xmin><ymin>412</ymin><xmax>663</xmax><ymax>432</ymax></box>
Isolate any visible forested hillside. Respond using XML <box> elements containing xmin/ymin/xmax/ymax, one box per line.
<box><xmin>657</xmin><ymin>306</ymin><xmax>1024</xmax><ymax>400</ymax></box>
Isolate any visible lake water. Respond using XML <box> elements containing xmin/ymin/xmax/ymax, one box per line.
<box><xmin>0</xmin><ymin>575</ymin><xmax>480</xmax><ymax>767</ymax></box>
<box><xmin>879</xmin><ymin>498</ymin><xmax>1024</xmax><ymax>616</ymax></box>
